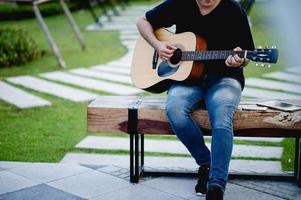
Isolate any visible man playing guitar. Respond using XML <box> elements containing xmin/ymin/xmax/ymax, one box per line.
<box><xmin>136</xmin><ymin>0</ymin><xmax>254</xmax><ymax>199</ymax></box>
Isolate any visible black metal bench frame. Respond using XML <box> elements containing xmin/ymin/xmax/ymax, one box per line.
<box><xmin>127</xmin><ymin>103</ymin><xmax>301</xmax><ymax>187</ymax></box>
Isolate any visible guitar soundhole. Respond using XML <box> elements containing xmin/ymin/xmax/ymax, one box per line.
<box><xmin>170</xmin><ymin>48</ymin><xmax>182</xmax><ymax>65</ymax></box>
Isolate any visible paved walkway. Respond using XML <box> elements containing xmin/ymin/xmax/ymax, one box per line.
<box><xmin>0</xmin><ymin>161</ymin><xmax>300</xmax><ymax>200</ymax></box>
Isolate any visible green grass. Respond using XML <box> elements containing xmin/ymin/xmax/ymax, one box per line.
<box><xmin>0</xmin><ymin>1</ymin><xmax>295</xmax><ymax>171</ymax></box>
<box><xmin>0</xmin><ymin>9</ymin><xmax>127</xmax><ymax>77</ymax></box>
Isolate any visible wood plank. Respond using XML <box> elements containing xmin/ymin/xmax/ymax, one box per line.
<box><xmin>87</xmin><ymin>96</ymin><xmax>301</xmax><ymax>137</ymax></box>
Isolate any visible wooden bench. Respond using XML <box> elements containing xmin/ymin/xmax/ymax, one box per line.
<box><xmin>87</xmin><ymin>96</ymin><xmax>301</xmax><ymax>186</ymax></box>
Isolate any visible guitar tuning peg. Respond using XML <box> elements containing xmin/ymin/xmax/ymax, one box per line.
<box><xmin>267</xmin><ymin>64</ymin><xmax>272</xmax><ymax>68</ymax></box>
<box><xmin>255</xmin><ymin>63</ymin><xmax>259</xmax><ymax>66</ymax></box>
<box><xmin>265</xmin><ymin>45</ymin><xmax>269</xmax><ymax>49</ymax></box>
<box><xmin>257</xmin><ymin>45</ymin><xmax>263</xmax><ymax>49</ymax></box>
<box><xmin>261</xmin><ymin>63</ymin><xmax>265</xmax><ymax>67</ymax></box>
<box><xmin>271</xmin><ymin>45</ymin><xmax>277</xmax><ymax>49</ymax></box>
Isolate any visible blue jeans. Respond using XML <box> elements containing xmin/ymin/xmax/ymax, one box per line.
<box><xmin>166</xmin><ymin>75</ymin><xmax>242</xmax><ymax>191</ymax></box>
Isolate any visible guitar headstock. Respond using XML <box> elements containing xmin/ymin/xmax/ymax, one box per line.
<box><xmin>246</xmin><ymin>47</ymin><xmax>279</xmax><ymax>64</ymax></box>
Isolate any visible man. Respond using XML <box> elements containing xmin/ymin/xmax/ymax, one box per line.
<box><xmin>136</xmin><ymin>0</ymin><xmax>254</xmax><ymax>199</ymax></box>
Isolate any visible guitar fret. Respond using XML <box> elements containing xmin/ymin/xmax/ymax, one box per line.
<box><xmin>181</xmin><ymin>50</ymin><xmax>246</xmax><ymax>61</ymax></box>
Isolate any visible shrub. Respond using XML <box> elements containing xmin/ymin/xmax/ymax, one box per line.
<box><xmin>0</xmin><ymin>28</ymin><xmax>41</xmax><ymax>67</ymax></box>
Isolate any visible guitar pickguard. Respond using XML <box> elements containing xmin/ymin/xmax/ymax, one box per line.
<box><xmin>157</xmin><ymin>61</ymin><xmax>180</xmax><ymax>77</ymax></box>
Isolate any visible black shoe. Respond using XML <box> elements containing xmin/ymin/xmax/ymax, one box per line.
<box><xmin>195</xmin><ymin>164</ymin><xmax>210</xmax><ymax>195</ymax></box>
<box><xmin>206</xmin><ymin>187</ymin><xmax>224</xmax><ymax>200</ymax></box>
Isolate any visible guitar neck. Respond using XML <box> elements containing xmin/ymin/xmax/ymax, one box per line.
<box><xmin>181</xmin><ymin>50</ymin><xmax>246</xmax><ymax>61</ymax></box>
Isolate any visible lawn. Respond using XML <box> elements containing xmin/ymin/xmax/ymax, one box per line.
<box><xmin>0</xmin><ymin>1</ymin><xmax>295</xmax><ymax>171</ymax></box>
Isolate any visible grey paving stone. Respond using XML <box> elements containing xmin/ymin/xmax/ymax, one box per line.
<box><xmin>9</xmin><ymin>163</ymin><xmax>91</xmax><ymax>183</ymax></box>
<box><xmin>97</xmin><ymin>165</ymin><xmax>124</xmax><ymax>174</ymax></box>
<box><xmin>285</xmin><ymin>66</ymin><xmax>301</xmax><ymax>75</ymax></box>
<box><xmin>101</xmin><ymin>24</ymin><xmax>137</xmax><ymax>31</ymax></box>
<box><xmin>142</xmin><ymin>177</ymin><xmax>196</xmax><ymax>199</ymax></box>
<box><xmin>0</xmin><ymin>161</ymin><xmax>31</xmax><ymax>170</ymax></box>
<box><xmin>120</xmin><ymin>34</ymin><xmax>139</xmax><ymax>41</ymax></box>
<box><xmin>61</xmin><ymin>153</ymin><xmax>284</xmax><ymax>175</ymax></box>
<box><xmin>69</xmin><ymin>68</ymin><xmax>132</xmax><ymax>84</ymax></box>
<box><xmin>0</xmin><ymin>170</ymin><xmax>38</xmax><ymax>195</ymax></box>
<box><xmin>90</xmin><ymin>65</ymin><xmax>131</xmax><ymax>75</ymax></box>
<box><xmin>229</xmin><ymin>179</ymin><xmax>300</xmax><ymax>200</ymax></box>
<box><xmin>6</xmin><ymin>76</ymin><xmax>98</xmax><ymax>102</ymax></box>
<box><xmin>245</xmin><ymin>78</ymin><xmax>301</xmax><ymax>95</ymax></box>
<box><xmin>0</xmin><ymin>184</ymin><xmax>84</xmax><ymax>200</ymax></box>
<box><xmin>75</xmin><ymin>136</ymin><xmax>282</xmax><ymax>159</ymax></box>
<box><xmin>224</xmin><ymin>183</ymin><xmax>284</xmax><ymax>200</ymax></box>
<box><xmin>40</xmin><ymin>71</ymin><xmax>142</xmax><ymax>95</ymax></box>
<box><xmin>47</xmin><ymin>170</ymin><xmax>130</xmax><ymax>199</ymax></box>
<box><xmin>0</xmin><ymin>81</ymin><xmax>51</xmax><ymax>109</ymax></box>
<box><xmin>263</xmin><ymin>71</ymin><xmax>301</xmax><ymax>84</ymax></box>
<box><xmin>91</xmin><ymin>184</ymin><xmax>182</xmax><ymax>200</ymax></box>
<box><xmin>242</xmin><ymin>87</ymin><xmax>301</xmax><ymax>99</ymax></box>
<box><xmin>231</xmin><ymin>136</ymin><xmax>283</xmax><ymax>142</ymax></box>
<box><xmin>120</xmin><ymin>30</ymin><xmax>139</xmax><ymax>35</ymax></box>
<box><xmin>79</xmin><ymin>164</ymin><xmax>106</xmax><ymax>170</ymax></box>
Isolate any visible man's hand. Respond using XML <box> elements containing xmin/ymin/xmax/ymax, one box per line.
<box><xmin>225</xmin><ymin>47</ymin><xmax>245</xmax><ymax>67</ymax></box>
<box><xmin>155</xmin><ymin>41</ymin><xmax>177</xmax><ymax>61</ymax></box>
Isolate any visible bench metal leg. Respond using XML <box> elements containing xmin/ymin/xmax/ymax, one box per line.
<box><xmin>295</xmin><ymin>137</ymin><xmax>301</xmax><ymax>187</ymax></box>
<box><xmin>128</xmin><ymin>106</ymin><xmax>140</xmax><ymax>183</ymax></box>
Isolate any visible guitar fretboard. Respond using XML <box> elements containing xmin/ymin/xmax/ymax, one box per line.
<box><xmin>181</xmin><ymin>50</ymin><xmax>246</xmax><ymax>61</ymax></box>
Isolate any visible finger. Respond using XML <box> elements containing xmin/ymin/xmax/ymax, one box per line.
<box><xmin>231</xmin><ymin>56</ymin><xmax>239</xmax><ymax>66</ymax></box>
<box><xmin>225</xmin><ymin>56</ymin><xmax>232</xmax><ymax>66</ymax></box>
<box><xmin>166</xmin><ymin>43</ymin><xmax>177</xmax><ymax>50</ymax></box>
<box><xmin>161</xmin><ymin>52</ymin><xmax>173</xmax><ymax>58</ymax></box>
<box><xmin>233</xmin><ymin>47</ymin><xmax>242</xmax><ymax>51</ymax></box>
<box><xmin>233</xmin><ymin>54</ymin><xmax>243</xmax><ymax>63</ymax></box>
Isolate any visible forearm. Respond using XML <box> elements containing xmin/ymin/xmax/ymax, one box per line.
<box><xmin>136</xmin><ymin>16</ymin><xmax>160</xmax><ymax>50</ymax></box>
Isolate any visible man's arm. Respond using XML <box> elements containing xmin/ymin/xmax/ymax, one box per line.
<box><xmin>136</xmin><ymin>16</ymin><xmax>176</xmax><ymax>61</ymax></box>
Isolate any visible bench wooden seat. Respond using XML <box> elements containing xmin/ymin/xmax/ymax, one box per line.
<box><xmin>87</xmin><ymin>96</ymin><xmax>301</xmax><ymax>186</ymax></box>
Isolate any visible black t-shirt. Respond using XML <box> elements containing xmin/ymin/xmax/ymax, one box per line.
<box><xmin>145</xmin><ymin>0</ymin><xmax>255</xmax><ymax>89</ymax></box>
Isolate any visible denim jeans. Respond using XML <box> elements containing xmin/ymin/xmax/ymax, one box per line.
<box><xmin>166</xmin><ymin>75</ymin><xmax>242</xmax><ymax>191</ymax></box>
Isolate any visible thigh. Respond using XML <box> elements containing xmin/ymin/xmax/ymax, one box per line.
<box><xmin>205</xmin><ymin>78</ymin><xmax>242</xmax><ymax>129</ymax></box>
<box><xmin>167</xmin><ymin>82</ymin><xmax>205</xmax><ymax>114</ymax></box>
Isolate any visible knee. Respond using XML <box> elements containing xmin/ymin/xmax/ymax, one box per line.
<box><xmin>209</xmin><ymin>105</ymin><xmax>235</xmax><ymax>131</ymax></box>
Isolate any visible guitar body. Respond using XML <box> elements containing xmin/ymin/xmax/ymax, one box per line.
<box><xmin>131</xmin><ymin>29</ymin><xmax>206</xmax><ymax>93</ymax></box>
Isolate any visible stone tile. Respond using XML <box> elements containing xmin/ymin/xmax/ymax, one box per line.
<box><xmin>90</xmin><ymin>65</ymin><xmax>131</xmax><ymax>75</ymax></box>
<box><xmin>242</xmin><ymin>87</ymin><xmax>301</xmax><ymax>99</ymax></box>
<box><xmin>91</xmin><ymin>184</ymin><xmax>182</xmax><ymax>200</ymax></box>
<box><xmin>224</xmin><ymin>183</ymin><xmax>284</xmax><ymax>200</ymax></box>
<box><xmin>0</xmin><ymin>184</ymin><xmax>84</xmax><ymax>200</ymax></box>
<box><xmin>142</xmin><ymin>177</ymin><xmax>196</xmax><ymax>199</ymax></box>
<box><xmin>69</xmin><ymin>68</ymin><xmax>132</xmax><ymax>84</ymax></box>
<box><xmin>97</xmin><ymin>165</ymin><xmax>123</xmax><ymax>174</ymax></box>
<box><xmin>0</xmin><ymin>161</ymin><xmax>31</xmax><ymax>170</ymax></box>
<box><xmin>47</xmin><ymin>170</ymin><xmax>130</xmax><ymax>199</ymax></box>
<box><xmin>79</xmin><ymin>164</ymin><xmax>105</xmax><ymax>170</ymax></box>
<box><xmin>229</xmin><ymin>179</ymin><xmax>300</xmax><ymax>200</ymax></box>
<box><xmin>120</xmin><ymin>34</ymin><xmax>139</xmax><ymax>41</ymax></box>
<box><xmin>0</xmin><ymin>81</ymin><xmax>51</xmax><ymax>109</ymax></box>
<box><xmin>75</xmin><ymin>136</ymin><xmax>282</xmax><ymax>158</ymax></box>
<box><xmin>231</xmin><ymin>137</ymin><xmax>283</xmax><ymax>143</ymax></box>
<box><xmin>245</xmin><ymin>78</ymin><xmax>301</xmax><ymax>95</ymax></box>
<box><xmin>40</xmin><ymin>71</ymin><xmax>142</xmax><ymax>95</ymax></box>
<box><xmin>61</xmin><ymin>153</ymin><xmax>284</xmax><ymax>174</ymax></box>
<box><xmin>285</xmin><ymin>66</ymin><xmax>301</xmax><ymax>75</ymax></box>
<box><xmin>263</xmin><ymin>71</ymin><xmax>301</xmax><ymax>84</ymax></box>
<box><xmin>0</xmin><ymin>170</ymin><xmax>38</xmax><ymax>195</ymax></box>
<box><xmin>6</xmin><ymin>76</ymin><xmax>98</xmax><ymax>102</ymax></box>
<box><xmin>9</xmin><ymin>163</ymin><xmax>91</xmax><ymax>183</ymax></box>
<box><xmin>101</xmin><ymin>24</ymin><xmax>137</xmax><ymax>31</ymax></box>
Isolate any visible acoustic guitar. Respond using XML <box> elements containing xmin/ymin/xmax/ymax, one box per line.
<box><xmin>131</xmin><ymin>28</ymin><xmax>278</xmax><ymax>93</ymax></box>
